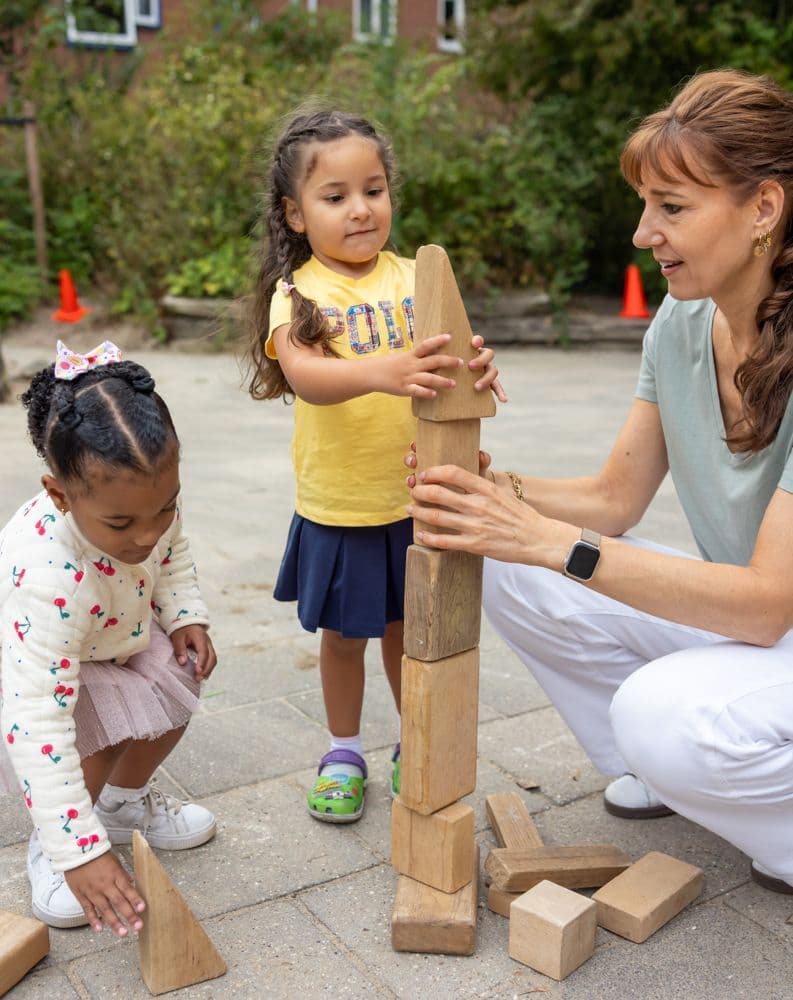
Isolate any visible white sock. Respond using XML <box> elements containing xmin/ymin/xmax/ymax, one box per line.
<box><xmin>99</xmin><ymin>782</ymin><xmax>148</xmax><ymax>804</ymax></box>
<box><xmin>321</xmin><ymin>734</ymin><xmax>364</xmax><ymax>778</ymax></box>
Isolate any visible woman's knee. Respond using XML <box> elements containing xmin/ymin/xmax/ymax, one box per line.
<box><xmin>483</xmin><ymin>558</ymin><xmax>563</xmax><ymax>636</ymax></box>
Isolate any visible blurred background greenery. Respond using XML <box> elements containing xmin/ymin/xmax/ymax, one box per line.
<box><xmin>1</xmin><ymin>0</ymin><xmax>792</xmax><ymax>336</ymax></box>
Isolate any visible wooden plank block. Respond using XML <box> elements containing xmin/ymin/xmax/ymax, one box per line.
<box><xmin>0</xmin><ymin>910</ymin><xmax>49</xmax><ymax>998</ymax></box>
<box><xmin>485</xmin><ymin>844</ymin><xmax>632</xmax><ymax>893</ymax></box>
<box><xmin>486</xmin><ymin>793</ymin><xmax>543</xmax><ymax>850</ymax></box>
<box><xmin>392</xmin><ymin>797</ymin><xmax>474</xmax><ymax>893</ymax></box>
<box><xmin>487</xmin><ymin>884</ymin><xmax>521</xmax><ymax>918</ymax></box>
<box><xmin>400</xmin><ymin>648</ymin><xmax>479</xmax><ymax>815</ymax></box>
<box><xmin>411</xmin><ymin>245</ymin><xmax>496</xmax><ymax>422</ymax></box>
<box><xmin>403</xmin><ymin>545</ymin><xmax>482</xmax><ymax>661</ymax></box>
<box><xmin>592</xmin><ymin>850</ymin><xmax>704</xmax><ymax>943</ymax></box>
<box><xmin>392</xmin><ymin>844</ymin><xmax>479</xmax><ymax>954</ymax></box>
<box><xmin>411</xmin><ymin>418</ymin><xmax>480</xmax><ymax>541</ymax></box>
<box><xmin>509</xmin><ymin>880</ymin><xmax>596</xmax><ymax>981</ymax></box>
<box><xmin>133</xmin><ymin>831</ymin><xmax>226</xmax><ymax>995</ymax></box>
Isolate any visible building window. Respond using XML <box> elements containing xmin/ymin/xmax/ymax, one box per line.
<box><xmin>354</xmin><ymin>0</ymin><xmax>396</xmax><ymax>43</ymax></box>
<box><xmin>66</xmin><ymin>0</ymin><xmax>137</xmax><ymax>49</ymax></box>
<box><xmin>134</xmin><ymin>0</ymin><xmax>161</xmax><ymax>29</ymax></box>
<box><xmin>438</xmin><ymin>0</ymin><xmax>464</xmax><ymax>53</ymax></box>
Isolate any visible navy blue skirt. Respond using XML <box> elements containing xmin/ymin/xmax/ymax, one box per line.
<box><xmin>274</xmin><ymin>514</ymin><xmax>413</xmax><ymax>639</ymax></box>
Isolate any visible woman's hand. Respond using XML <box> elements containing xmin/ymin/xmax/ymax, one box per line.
<box><xmin>171</xmin><ymin>624</ymin><xmax>217</xmax><ymax>680</ymax></box>
<box><xmin>469</xmin><ymin>334</ymin><xmax>507</xmax><ymax>402</ymax></box>
<box><xmin>64</xmin><ymin>850</ymin><xmax>145</xmax><ymax>937</ymax></box>
<box><xmin>407</xmin><ymin>464</ymin><xmax>545</xmax><ymax>564</ymax></box>
<box><xmin>404</xmin><ymin>441</ymin><xmax>493</xmax><ymax>488</ymax></box>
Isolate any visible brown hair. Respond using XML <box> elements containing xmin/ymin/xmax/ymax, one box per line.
<box><xmin>621</xmin><ymin>69</ymin><xmax>793</xmax><ymax>452</ymax></box>
<box><xmin>245</xmin><ymin>107</ymin><xmax>398</xmax><ymax>401</ymax></box>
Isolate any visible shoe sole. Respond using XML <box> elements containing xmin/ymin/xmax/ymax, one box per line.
<box><xmin>751</xmin><ymin>864</ymin><xmax>793</xmax><ymax>894</ymax></box>
<box><xmin>102</xmin><ymin>819</ymin><xmax>217</xmax><ymax>850</ymax></box>
<box><xmin>30</xmin><ymin>899</ymin><xmax>89</xmax><ymax>929</ymax></box>
<box><xmin>604</xmin><ymin>799</ymin><xmax>675</xmax><ymax>819</ymax></box>
<box><xmin>307</xmin><ymin>802</ymin><xmax>364</xmax><ymax>823</ymax></box>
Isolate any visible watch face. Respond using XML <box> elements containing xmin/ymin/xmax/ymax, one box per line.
<box><xmin>566</xmin><ymin>541</ymin><xmax>600</xmax><ymax>580</ymax></box>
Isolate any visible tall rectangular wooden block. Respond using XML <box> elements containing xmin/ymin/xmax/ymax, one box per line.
<box><xmin>509</xmin><ymin>880</ymin><xmax>596</xmax><ymax>981</ymax></box>
<box><xmin>392</xmin><ymin>844</ymin><xmax>479</xmax><ymax>955</ymax></box>
<box><xmin>392</xmin><ymin>797</ymin><xmax>475</xmax><ymax>893</ymax></box>
<box><xmin>403</xmin><ymin>545</ymin><xmax>482</xmax><ymax>661</ymax></box>
<box><xmin>592</xmin><ymin>850</ymin><xmax>704</xmax><ymax>943</ymax></box>
<box><xmin>0</xmin><ymin>910</ymin><xmax>48</xmax><ymax>998</ymax></box>
<box><xmin>400</xmin><ymin>648</ymin><xmax>479</xmax><ymax>815</ymax></box>
<box><xmin>411</xmin><ymin>245</ymin><xmax>496</xmax><ymax>423</ymax></box>
<box><xmin>412</xmin><ymin>418</ymin><xmax>480</xmax><ymax>541</ymax></box>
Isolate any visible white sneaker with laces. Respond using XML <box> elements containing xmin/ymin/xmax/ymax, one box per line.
<box><xmin>603</xmin><ymin>773</ymin><xmax>674</xmax><ymax>819</ymax></box>
<box><xmin>94</xmin><ymin>780</ymin><xmax>216</xmax><ymax>850</ymax></box>
<box><xmin>27</xmin><ymin>833</ymin><xmax>89</xmax><ymax>929</ymax></box>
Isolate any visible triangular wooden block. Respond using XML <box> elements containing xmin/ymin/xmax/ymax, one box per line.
<box><xmin>0</xmin><ymin>909</ymin><xmax>49</xmax><ymax>997</ymax></box>
<box><xmin>133</xmin><ymin>831</ymin><xmax>226</xmax><ymax>996</ymax></box>
<box><xmin>412</xmin><ymin>244</ymin><xmax>497</xmax><ymax>422</ymax></box>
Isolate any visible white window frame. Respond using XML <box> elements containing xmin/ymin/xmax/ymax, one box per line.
<box><xmin>134</xmin><ymin>0</ymin><xmax>161</xmax><ymax>29</ymax></box>
<box><xmin>65</xmin><ymin>0</ymin><xmax>138</xmax><ymax>49</ymax></box>
<box><xmin>437</xmin><ymin>0</ymin><xmax>464</xmax><ymax>54</ymax></box>
<box><xmin>353</xmin><ymin>0</ymin><xmax>397</xmax><ymax>44</ymax></box>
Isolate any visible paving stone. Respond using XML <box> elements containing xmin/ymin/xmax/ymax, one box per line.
<box><xmin>2</xmin><ymin>965</ymin><xmax>80</xmax><ymax>999</ymax></box>
<box><xmin>196</xmin><ymin>640</ymin><xmax>319</xmax><ymax>714</ymax></box>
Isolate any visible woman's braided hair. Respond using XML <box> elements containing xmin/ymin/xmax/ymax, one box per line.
<box><xmin>21</xmin><ymin>360</ymin><xmax>178</xmax><ymax>486</ymax></box>
<box><xmin>245</xmin><ymin>107</ymin><xmax>398</xmax><ymax>400</ymax></box>
<box><xmin>621</xmin><ymin>69</ymin><xmax>793</xmax><ymax>452</ymax></box>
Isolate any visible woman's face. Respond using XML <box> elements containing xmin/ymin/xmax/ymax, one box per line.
<box><xmin>631</xmin><ymin>165</ymin><xmax>765</xmax><ymax>304</ymax></box>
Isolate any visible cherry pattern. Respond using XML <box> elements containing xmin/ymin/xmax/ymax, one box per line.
<box><xmin>61</xmin><ymin>807</ymin><xmax>79</xmax><ymax>833</ymax></box>
<box><xmin>34</xmin><ymin>514</ymin><xmax>55</xmax><ymax>536</ymax></box>
<box><xmin>12</xmin><ymin>566</ymin><xmax>25</xmax><ymax>587</ymax></box>
<box><xmin>14</xmin><ymin>616</ymin><xmax>31</xmax><ymax>642</ymax></box>
<box><xmin>93</xmin><ymin>556</ymin><xmax>116</xmax><ymax>577</ymax></box>
<box><xmin>63</xmin><ymin>561</ymin><xmax>84</xmax><ymax>583</ymax></box>
<box><xmin>53</xmin><ymin>597</ymin><xmax>70</xmax><ymax>620</ymax></box>
<box><xmin>89</xmin><ymin>604</ymin><xmax>105</xmax><ymax>619</ymax></box>
<box><xmin>41</xmin><ymin>743</ymin><xmax>62</xmax><ymax>764</ymax></box>
<box><xmin>6</xmin><ymin>723</ymin><xmax>20</xmax><ymax>744</ymax></box>
<box><xmin>136</xmin><ymin>578</ymin><xmax>145</xmax><ymax>597</ymax></box>
<box><xmin>49</xmin><ymin>657</ymin><xmax>71</xmax><ymax>676</ymax></box>
<box><xmin>22</xmin><ymin>779</ymin><xmax>32</xmax><ymax>808</ymax></box>
<box><xmin>53</xmin><ymin>683</ymin><xmax>75</xmax><ymax>708</ymax></box>
<box><xmin>102</xmin><ymin>616</ymin><xmax>119</xmax><ymax>630</ymax></box>
<box><xmin>76</xmin><ymin>833</ymin><xmax>100</xmax><ymax>855</ymax></box>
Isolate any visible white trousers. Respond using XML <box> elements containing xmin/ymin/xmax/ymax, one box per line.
<box><xmin>482</xmin><ymin>538</ymin><xmax>793</xmax><ymax>880</ymax></box>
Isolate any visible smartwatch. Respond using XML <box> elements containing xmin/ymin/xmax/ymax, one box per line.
<box><xmin>563</xmin><ymin>528</ymin><xmax>601</xmax><ymax>582</ymax></box>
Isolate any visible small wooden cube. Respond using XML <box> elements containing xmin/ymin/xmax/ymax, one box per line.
<box><xmin>592</xmin><ymin>850</ymin><xmax>704</xmax><ymax>943</ymax></box>
<box><xmin>392</xmin><ymin>797</ymin><xmax>474</xmax><ymax>893</ymax></box>
<box><xmin>0</xmin><ymin>910</ymin><xmax>49</xmax><ymax>997</ymax></box>
<box><xmin>509</xmin><ymin>880</ymin><xmax>596</xmax><ymax>981</ymax></box>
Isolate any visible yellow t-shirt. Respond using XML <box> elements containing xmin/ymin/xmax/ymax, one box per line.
<box><xmin>267</xmin><ymin>252</ymin><xmax>417</xmax><ymax>527</ymax></box>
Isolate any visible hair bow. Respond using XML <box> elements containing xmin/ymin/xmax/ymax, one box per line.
<box><xmin>280</xmin><ymin>279</ymin><xmax>296</xmax><ymax>297</ymax></box>
<box><xmin>54</xmin><ymin>340</ymin><xmax>123</xmax><ymax>381</ymax></box>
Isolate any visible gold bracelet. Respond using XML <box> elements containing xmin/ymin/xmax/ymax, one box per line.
<box><xmin>506</xmin><ymin>470</ymin><xmax>524</xmax><ymax>502</ymax></box>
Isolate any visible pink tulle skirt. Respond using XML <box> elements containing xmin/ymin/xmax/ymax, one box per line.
<box><xmin>0</xmin><ymin>622</ymin><xmax>201</xmax><ymax>795</ymax></box>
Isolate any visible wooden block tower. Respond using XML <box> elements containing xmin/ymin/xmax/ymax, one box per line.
<box><xmin>391</xmin><ymin>245</ymin><xmax>496</xmax><ymax>954</ymax></box>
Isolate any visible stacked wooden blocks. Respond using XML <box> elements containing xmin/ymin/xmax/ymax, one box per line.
<box><xmin>391</xmin><ymin>245</ymin><xmax>495</xmax><ymax>955</ymax></box>
<box><xmin>485</xmin><ymin>793</ymin><xmax>705</xmax><ymax>980</ymax></box>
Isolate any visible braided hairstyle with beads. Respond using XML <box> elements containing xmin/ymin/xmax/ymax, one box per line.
<box><xmin>21</xmin><ymin>360</ymin><xmax>178</xmax><ymax>487</ymax></box>
<box><xmin>246</xmin><ymin>107</ymin><xmax>398</xmax><ymax>400</ymax></box>
<box><xmin>621</xmin><ymin>69</ymin><xmax>793</xmax><ymax>453</ymax></box>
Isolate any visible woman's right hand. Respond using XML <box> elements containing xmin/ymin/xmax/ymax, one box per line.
<box><xmin>64</xmin><ymin>849</ymin><xmax>146</xmax><ymax>937</ymax></box>
<box><xmin>404</xmin><ymin>440</ymin><xmax>494</xmax><ymax>488</ymax></box>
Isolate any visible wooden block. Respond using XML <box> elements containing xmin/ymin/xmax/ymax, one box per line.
<box><xmin>486</xmin><ymin>793</ymin><xmax>543</xmax><ymax>849</ymax></box>
<box><xmin>485</xmin><ymin>844</ymin><xmax>632</xmax><ymax>893</ymax></box>
<box><xmin>412</xmin><ymin>418</ymin><xmax>480</xmax><ymax>540</ymax></box>
<box><xmin>592</xmin><ymin>850</ymin><xmax>704</xmax><ymax>943</ymax></box>
<box><xmin>392</xmin><ymin>844</ymin><xmax>479</xmax><ymax>954</ymax></box>
<box><xmin>400</xmin><ymin>649</ymin><xmax>479</xmax><ymax>815</ymax></box>
<box><xmin>392</xmin><ymin>797</ymin><xmax>474</xmax><ymax>893</ymax></box>
<box><xmin>509</xmin><ymin>880</ymin><xmax>596</xmax><ymax>981</ymax></box>
<box><xmin>133</xmin><ymin>831</ymin><xmax>226</xmax><ymax>995</ymax></box>
<box><xmin>487</xmin><ymin>884</ymin><xmax>521</xmax><ymax>918</ymax></box>
<box><xmin>0</xmin><ymin>910</ymin><xmax>48</xmax><ymax>998</ymax></box>
<box><xmin>411</xmin><ymin>245</ymin><xmax>496</xmax><ymax>422</ymax></box>
<box><xmin>403</xmin><ymin>545</ymin><xmax>482</xmax><ymax>661</ymax></box>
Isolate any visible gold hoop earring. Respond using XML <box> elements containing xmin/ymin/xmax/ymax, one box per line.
<box><xmin>753</xmin><ymin>230</ymin><xmax>773</xmax><ymax>257</ymax></box>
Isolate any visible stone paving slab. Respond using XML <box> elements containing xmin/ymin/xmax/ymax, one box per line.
<box><xmin>0</xmin><ymin>339</ymin><xmax>787</xmax><ymax>997</ymax></box>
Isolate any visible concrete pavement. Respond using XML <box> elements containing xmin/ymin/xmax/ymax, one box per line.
<box><xmin>1</xmin><ymin>328</ymin><xmax>792</xmax><ymax>999</ymax></box>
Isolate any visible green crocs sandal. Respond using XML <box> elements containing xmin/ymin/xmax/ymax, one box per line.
<box><xmin>307</xmin><ymin>749</ymin><xmax>367</xmax><ymax>823</ymax></box>
<box><xmin>390</xmin><ymin>742</ymin><xmax>400</xmax><ymax>799</ymax></box>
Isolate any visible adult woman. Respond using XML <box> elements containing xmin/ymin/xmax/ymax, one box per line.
<box><xmin>406</xmin><ymin>69</ymin><xmax>793</xmax><ymax>894</ymax></box>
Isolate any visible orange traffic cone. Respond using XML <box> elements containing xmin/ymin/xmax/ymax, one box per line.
<box><xmin>619</xmin><ymin>264</ymin><xmax>650</xmax><ymax>319</ymax></box>
<box><xmin>52</xmin><ymin>270</ymin><xmax>90</xmax><ymax>323</ymax></box>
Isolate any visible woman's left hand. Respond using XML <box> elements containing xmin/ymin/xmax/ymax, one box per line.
<box><xmin>469</xmin><ymin>335</ymin><xmax>507</xmax><ymax>402</ymax></box>
<box><xmin>171</xmin><ymin>624</ymin><xmax>217</xmax><ymax>680</ymax></box>
<box><xmin>407</xmin><ymin>464</ymin><xmax>543</xmax><ymax>564</ymax></box>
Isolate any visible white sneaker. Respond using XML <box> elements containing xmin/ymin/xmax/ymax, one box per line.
<box><xmin>94</xmin><ymin>780</ymin><xmax>216</xmax><ymax>850</ymax></box>
<box><xmin>751</xmin><ymin>861</ymin><xmax>793</xmax><ymax>895</ymax></box>
<box><xmin>603</xmin><ymin>773</ymin><xmax>674</xmax><ymax>819</ymax></box>
<box><xmin>27</xmin><ymin>834</ymin><xmax>89</xmax><ymax>929</ymax></box>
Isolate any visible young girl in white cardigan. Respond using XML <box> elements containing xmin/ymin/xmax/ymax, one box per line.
<box><xmin>0</xmin><ymin>341</ymin><xmax>217</xmax><ymax>936</ymax></box>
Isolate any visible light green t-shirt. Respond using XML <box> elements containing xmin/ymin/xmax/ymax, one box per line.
<box><xmin>635</xmin><ymin>295</ymin><xmax>793</xmax><ymax>566</ymax></box>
